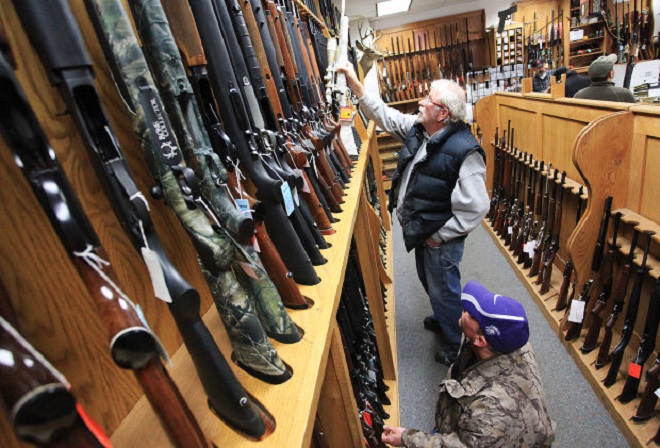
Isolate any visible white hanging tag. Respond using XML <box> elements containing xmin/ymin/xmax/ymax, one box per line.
<box><xmin>281</xmin><ymin>182</ymin><xmax>294</xmax><ymax>216</ymax></box>
<box><xmin>234</xmin><ymin>198</ymin><xmax>253</xmax><ymax>218</ymax></box>
<box><xmin>141</xmin><ymin>247</ymin><xmax>172</xmax><ymax>303</ymax></box>
<box><xmin>568</xmin><ymin>300</ymin><xmax>585</xmax><ymax>323</ymax></box>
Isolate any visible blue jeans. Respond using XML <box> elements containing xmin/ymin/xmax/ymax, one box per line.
<box><xmin>414</xmin><ymin>237</ymin><xmax>465</xmax><ymax>358</ymax></box>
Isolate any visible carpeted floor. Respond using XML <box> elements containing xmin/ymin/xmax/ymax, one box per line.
<box><xmin>392</xmin><ymin>219</ymin><xmax>630</xmax><ymax>447</ymax></box>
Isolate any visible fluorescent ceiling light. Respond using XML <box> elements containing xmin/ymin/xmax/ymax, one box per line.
<box><xmin>376</xmin><ymin>0</ymin><xmax>412</xmax><ymax>17</ymax></box>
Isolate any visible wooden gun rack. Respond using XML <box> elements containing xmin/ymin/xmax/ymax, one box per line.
<box><xmin>476</xmin><ymin>93</ymin><xmax>660</xmax><ymax>447</ymax></box>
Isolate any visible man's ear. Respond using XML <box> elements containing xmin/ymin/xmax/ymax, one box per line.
<box><xmin>472</xmin><ymin>334</ymin><xmax>489</xmax><ymax>348</ymax></box>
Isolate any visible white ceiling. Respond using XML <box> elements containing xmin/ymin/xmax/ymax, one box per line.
<box><xmin>335</xmin><ymin>0</ymin><xmax>482</xmax><ymax>30</ymax></box>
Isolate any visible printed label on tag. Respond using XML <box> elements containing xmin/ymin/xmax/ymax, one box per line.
<box><xmin>281</xmin><ymin>182</ymin><xmax>294</xmax><ymax>216</ymax></box>
<box><xmin>508</xmin><ymin>226</ymin><xmax>513</xmax><ymax>235</ymax></box>
<box><xmin>238</xmin><ymin>261</ymin><xmax>259</xmax><ymax>280</ymax></box>
<box><xmin>141</xmin><ymin>247</ymin><xmax>172</xmax><ymax>303</ymax></box>
<box><xmin>251</xmin><ymin>235</ymin><xmax>261</xmax><ymax>253</ymax></box>
<box><xmin>234</xmin><ymin>198</ymin><xmax>253</xmax><ymax>218</ymax></box>
<box><xmin>339</xmin><ymin>106</ymin><xmax>352</xmax><ymax>121</ymax></box>
<box><xmin>294</xmin><ymin>169</ymin><xmax>311</xmax><ymax>193</ymax></box>
<box><xmin>628</xmin><ymin>362</ymin><xmax>642</xmax><ymax>379</ymax></box>
<box><xmin>568</xmin><ymin>300</ymin><xmax>585</xmax><ymax>323</ymax></box>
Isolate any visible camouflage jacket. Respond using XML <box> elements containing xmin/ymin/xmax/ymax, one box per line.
<box><xmin>402</xmin><ymin>343</ymin><xmax>555</xmax><ymax>447</ymax></box>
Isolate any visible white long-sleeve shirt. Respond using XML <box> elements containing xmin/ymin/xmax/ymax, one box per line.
<box><xmin>359</xmin><ymin>93</ymin><xmax>489</xmax><ymax>243</ymax></box>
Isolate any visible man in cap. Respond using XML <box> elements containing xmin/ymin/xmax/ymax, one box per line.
<box><xmin>382</xmin><ymin>280</ymin><xmax>556</xmax><ymax>447</ymax></box>
<box><xmin>530</xmin><ymin>58</ymin><xmax>551</xmax><ymax>93</ymax></box>
<box><xmin>574</xmin><ymin>54</ymin><xmax>635</xmax><ymax>102</ymax></box>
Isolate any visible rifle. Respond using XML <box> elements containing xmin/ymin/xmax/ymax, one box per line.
<box><xmin>187</xmin><ymin>0</ymin><xmax>321</xmax><ymax>285</ymax></box>
<box><xmin>87</xmin><ymin>0</ymin><xmax>293</xmax><ymax>397</ymax></box>
<box><xmin>535</xmin><ymin>169</ymin><xmax>559</xmax><ymax>284</ymax></box>
<box><xmin>619</xmin><ymin>278</ymin><xmax>660</xmax><ymax>402</ymax></box>
<box><xmin>581</xmin><ymin>212</ymin><xmax>622</xmax><ymax>353</ymax></box>
<box><xmin>633</xmin><ymin>351</ymin><xmax>660</xmax><ymax>421</ymax></box>
<box><xmin>528</xmin><ymin>163</ymin><xmax>552</xmax><ymax>278</ymax></box>
<box><xmin>565</xmin><ymin>196</ymin><xmax>613</xmax><ymax>341</ymax></box>
<box><xmin>0</xmin><ymin>315</ymin><xmax>112</xmax><ymax>448</ymax></box>
<box><xmin>0</xmin><ymin>15</ymin><xmax>206</xmax><ymax>444</ymax></box>
<box><xmin>539</xmin><ymin>171</ymin><xmax>566</xmax><ymax>294</ymax></box>
<box><xmin>603</xmin><ymin>231</ymin><xmax>653</xmax><ymax>387</ymax></box>
<box><xmin>596</xmin><ymin>229</ymin><xmax>640</xmax><ymax>369</ymax></box>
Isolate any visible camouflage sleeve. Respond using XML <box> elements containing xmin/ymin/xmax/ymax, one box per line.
<box><xmin>401</xmin><ymin>396</ymin><xmax>517</xmax><ymax>448</ymax></box>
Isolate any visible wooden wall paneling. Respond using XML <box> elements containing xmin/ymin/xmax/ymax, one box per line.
<box><xmin>629</xmin><ymin>114</ymin><xmax>660</xmax><ymax>223</ymax></box>
<box><xmin>541</xmin><ymin>114</ymin><xmax>586</xmax><ymax>181</ymax></box>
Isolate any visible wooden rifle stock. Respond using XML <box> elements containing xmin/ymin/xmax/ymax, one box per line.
<box><xmin>581</xmin><ymin>212</ymin><xmax>622</xmax><ymax>353</ymax></box>
<box><xmin>554</xmin><ymin>261</ymin><xmax>573</xmax><ymax>311</ymax></box>
<box><xmin>596</xmin><ymin>229</ymin><xmax>639</xmax><ymax>368</ymax></box>
<box><xmin>0</xmin><ymin>315</ymin><xmax>111</xmax><ymax>448</ymax></box>
<box><xmin>226</xmin><ymin>172</ymin><xmax>309</xmax><ymax>308</ymax></box>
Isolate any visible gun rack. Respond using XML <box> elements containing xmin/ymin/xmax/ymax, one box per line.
<box><xmin>0</xmin><ymin>1</ymin><xmax>399</xmax><ymax>446</ymax></box>
<box><xmin>475</xmin><ymin>92</ymin><xmax>660</xmax><ymax>447</ymax></box>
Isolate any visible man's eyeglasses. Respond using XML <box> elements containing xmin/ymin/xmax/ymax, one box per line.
<box><xmin>422</xmin><ymin>95</ymin><xmax>450</xmax><ymax>116</ymax></box>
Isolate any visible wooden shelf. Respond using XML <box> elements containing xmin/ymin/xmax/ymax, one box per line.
<box><xmin>570</xmin><ymin>51</ymin><xmax>604</xmax><ymax>59</ymax></box>
<box><xmin>570</xmin><ymin>36</ymin><xmax>605</xmax><ymax>46</ymax></box>
<box><xmin>571</xmin><ymin>21</ymin><xmax>605</xmax><ymax>30</ymax></box>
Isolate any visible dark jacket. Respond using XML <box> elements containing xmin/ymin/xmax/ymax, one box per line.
<box><xmin>563</xmin><ymin>70</ymin><xmax>592</xmax><ymax>98</ymax></box>
<box><xmin>388</xmin><ymin>121</ymin><xmax>485</xmax><ymax>251</ymax></box>
<box><xmin>574</xmin><ymin>80</ymin><xmax>636</xmax><ymax>102</ymax></box>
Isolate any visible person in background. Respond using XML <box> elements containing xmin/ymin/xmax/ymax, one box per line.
<box><xmin>573</xmin><ymin>54</ymin><xmax>636</xmax><ymax>102</ymax></box>
<box><xmin>530</xmin><ymin>58</ymin><xmax>551</xmax><ymax>93</ymax></box>
<box><xmin>381</xmin><ymin>281</ymin><xmax>556</xmax><ymax>448</ymax></box>
<box><xmin>337</xmin><ymin>62</ymin><xmax>489</xmax><ymax>366</ymax></box>
<box><xmin>554</xmin><ymin>66</ymin><xmax>591</xmax><ymax>98</ymax></box>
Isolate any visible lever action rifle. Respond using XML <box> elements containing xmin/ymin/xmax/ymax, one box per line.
<box><xmin>604</xmin><ymin>231</ymin><xmax>653</xmax><ymax>387</ymax></box>
<box><xmin>581</xmin><ymin>212</ymin><xmax>622</xmax><ymax>353</ymax></box>
<box><xmin>564</xmin><ymin>196</ymin><xmax>613</xmax><ymax>341</ymax></box>
<box><xmin>596</xmin><ymin>228</ymin><xmax>640</xmax><ymax>369</ymax></box>
<box><xmin>539</xmin><ymin>171</ymin><xmax>566</xmax><ymax>295</ymax></box>
<box><xmin>0</xmin><ymin>22</ymin><xmax>206</xmax><ymax>445</ymax></box>
<box><xmin>0</xmin><ymin>314</ymin><xmax>112</xmax><ymax>448</ymax></box>
<box><xmin>82</xmin><ymin>0</ymin><xmax>284</xmax><ymax>430</ymax></box>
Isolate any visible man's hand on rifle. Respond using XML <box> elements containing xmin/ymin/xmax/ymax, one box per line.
<box><xmin>381</xmin><ymin>425</ymin><xmax>406</xmax><ymax>446</ymax></box>
<box><xmin>337</xmin><ymin>61</ymin><xmax>365</xmax><ymax>99</ymax></box>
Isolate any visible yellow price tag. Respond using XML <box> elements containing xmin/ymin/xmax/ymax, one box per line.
<box><xmin>339</xmin><ymin>106</ymin><xmax>352</xmax><ymax>121</ymax></box>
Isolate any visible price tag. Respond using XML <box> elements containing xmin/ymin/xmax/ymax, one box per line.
<box><xmin>568</xmin><ymin>300</ymin><xmax>585</xmax><ymax>323</ymax></box>
<box><xmin>524</xmin><ymin>240</ymin><xmax>537</xmax><ymax>257</ymax></box>
<box><xmin>508</xmin><ymin>226</ymin><xmax>513</xmax><ymax>235</ymax></box>
<box><xmin>628</xmin><ymin>362</ymin><xmax>642</xmax><ymax>379</ymax></box>
<box><xmin>141</xmin><ymin>247</ymin><xmax>172</xmax><ymax>303</ymax></box>
<box><xmin>281</xmin><ymin>182</ymin><xmax>294</xmax><ymax>216</ymax></box>
<box><xmin>234</xmin><ymin>198</ymin><xmax>252</xmax><ymax>219</ymax></box>
<box><xmin>339</xmin><ymin>106</ymin><xmax>352</xmax><ymax>121</ymax></box>
<box><xmin>654</xmin><ymin>388</ymin><xmax>660</xmax><ymax>399</ymax></box>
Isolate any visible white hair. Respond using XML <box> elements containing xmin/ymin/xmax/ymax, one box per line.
<box><xmin>430</xmin><ymin>79</ymin><xmax>467</xmax><ymax>123</ymax></box>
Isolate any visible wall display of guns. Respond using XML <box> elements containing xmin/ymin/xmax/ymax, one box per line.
<box><xmin>337</xmin><ymin>243</ymin><xmax>391</xmax><ymax>448</ymax></box>
<box><xmin>0</xmin><ymin>0</ymin><xmax>390</xmax><ymax>445</ymax></box>
<box><xmin>601</xmin><ymin>0</ymin><xmax>655</xmax><ymax>62</ymax></box>
<box><xmin>487</xmin><ymin>122</ymin><xmax>589</xmax><ymax>300</ymax></box>
<box><xmin>375</xmin><ymin>13</ymin><xmax>489</xmax><ymax>102</ymax></box>
<box><xmin>523</xmin><ymin>8</ymin><xmax>564</xmax><ymax>72</ymax></box>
